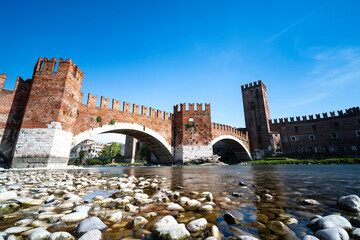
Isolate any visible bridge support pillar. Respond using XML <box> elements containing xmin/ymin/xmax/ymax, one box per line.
<box><xmin>175</xmin><ymin>144</ymin><xmax>213</xmax><ymax>163</ymax></box>
<box><xmin>12</xmin><ymin>122</ymin><xmax>72</xmax><ymax>168</ymax></box>
<box><xmin>124</xmin><ymin>135</ymin><xmax>137</xmax><ymax>163</ymax></box>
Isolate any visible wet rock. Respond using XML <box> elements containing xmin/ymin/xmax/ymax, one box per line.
<box><xmin>131</xmin><ymin>216</ymin><xmax>149</xmax><ymax>229</ymax></box>
<box><xmin>239</xmin><ymin>181</ymin><xmax>246</xmax><ymax>186</ymax></box>
<box><xmin>303</xmin><ymin>199</ymin><xmax>320</xmax><ymax>205</ymax></box>
<box><xmin>179</xmin><ymin>197</ymin><xmax>190</xmax><ymax>206</ymax></box>
<box><xmin>267</xmin><ymin>220</ymin><xmax>296</xmax><ymax>237</ymax></box>
<box><xmin>125</xmin><ymin>203</ymin><xmax>138</xmax><ymax>212</ymax></box>
<box><xmin>337</xmin><ymin>195</ymin><xmax>360</xmax><ymax>212</ymax></box>
<box><xmin>309</xmin><ymin>215</ymin><xmax>352</xmax><ymax>231</ymax></box>
<box><xmin>27</xmin><ymin>228</ymin><xmax>50</xmax><ymax>240</ymax></box>
<box><xmin>211</xmin><ymin>225</ymin><xmax>221</xmax><ymax>239</ymax></box>
<box><xmin>61</xmin><ymin>211</ymin><xmax>88</xmax><ymax>223</ymax></box>
<box><xmin>350</xmin><ymin>217</ymin><xmax>360</xmax><ymax>228</ymax></box>
<box><xmin>5</xmin><ymin>227</ymin><xmax>32</xmax><ymax>235</ymax></box>
<box><xmin>205</xmin><ymin>237</ymin><xmax>217</xmax><ymax>240</ymax></box>
<box><xmin>167</xmin><ymin>203</ymin><xmax>184</xmax><ymax>211</ymax></box>
<box><xmin>153</xmin><ymin>215</ymin><xmax>178</xmax><ymax>229</ymax></box>
<box><xmin>303</xmin><ymin>236</ymin><xmax>319</xmax><ymax>240</ymax></box>
<box><xmin>106</xmin><ymin>211</ymin><xmax>122</xmax><ymax>222</ymax></box>
<box><xmin>155</xmin><ymin>223</ymin><xmax>190</xmax><ymax>240</ymax></box>
<box><xmin>49</xmin><ymin>232</ymin><xmax>75</xmax><ymax>240</ymax></box>
<box><xmin>206</xmin><ymin>193</ymin><xmax>214</xmax><ymax>202</ymax></box>
<box><xmin>45</xmin><ymin>195</ymin><xmax>55</xmax><ymax>204</ymax></box>
<box><xmin>264</xmin><ymin>194</ymin><xmax>273</xmax><ymax>200</ymax></box>
<box><xmin>315</xmin><ymin>227</ymin><xmax>349</xmax><ymax>240</ymax></box>
<box><xmin>232</xmin><ymin>192</ymin><xmax>241</xmax><ymax>197</ymax></box>
<box><xmin>237</xmin><ymin>236</ymin><xmax>259</xmax><ymax>240</ymax></box>
<box><xmin>74</xmin><ymin>205</ymin><xmax>91</xmax><ymax>213</ymax></box>
<box><xmin>75</xmin><ymin>217</ymin><xmax>107</xmax><ymax>236</ymax></box>
<box><xmin>78</xmin><ymin>230</ymin><xmax>101</xmax><ymax>240</ymax></box>
<box><xmin>199</xmin><ymin>205</ymin><xmax>213</xmax><ymax>212</ymax></box>
<box><xmin>224</xmin><ymin>212</ymin><xmax>238</xmax><ymax>225</ymax></box>
<box><xmin>14</xmin><ymin>219</ymin><xmax>33</xmax><ymax>226</ymax></box>
<box><xmin>0</xmin><ymin>191</ymin><xmax>17</xmax><ymax>203</ymax></box>
<box><xmin>353</xmin><ymin>229</ymin><xmax>360</xmax><ymax>240</ymax></box>
<box><xmin>187</xmin><ymin>218</ymin><xmax>208</xmax><ymax>232</ymax></box>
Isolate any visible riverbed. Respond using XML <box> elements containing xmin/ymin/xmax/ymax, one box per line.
<box><xmin>1</xmin><ymin>164</ymin><xmax>359</xmax><ymax>239</ymax></box>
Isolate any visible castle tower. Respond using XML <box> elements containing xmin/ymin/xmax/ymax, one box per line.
<box><xmin>12</xmin><ymin>57</ymin><xmax>84</xmax><ymax>168</ymax></box>
<box><xmin>172</xmin><ymin>103</ymin><xmax>213</xmax><ymax>163</ymax></box>
<box><xmin>241</xmin><ymin>81</ymin><xmax>273</xmax><ymax>159</ymax></box>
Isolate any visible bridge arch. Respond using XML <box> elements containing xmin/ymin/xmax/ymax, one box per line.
<box><xmin>211</xmin><ymin>135</ymin><xmax>252</xmax><ymax>162</ymax></box>
<box><xmin>73</xmin><ymin>123</ymin><xmax>174</xmax><ymax>164</ymax></box>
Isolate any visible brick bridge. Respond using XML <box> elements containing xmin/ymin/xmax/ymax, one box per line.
<box><xmin>0</xmin><ymin>57</ymin><xmax>251</xmax><ymax>168</ymax></box>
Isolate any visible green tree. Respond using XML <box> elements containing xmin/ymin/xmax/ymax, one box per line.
<box><xmin>100</xmin><ymin>146</ymin><xmax>109</xmax><ymax>157</ymax></box>
<box><xmin>109</xmin><ymin>143</ymin><xmax>122</xmax><ymax>157</ymax></box>
<box><xmin>80</xmin><ymin>151</ymin><xmax>89</xmax><ymax>165</ymax></box>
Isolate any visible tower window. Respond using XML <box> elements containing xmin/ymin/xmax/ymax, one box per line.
<box><xmin>309</xmin><ymin>135</ymin><xmax>315</xmax><ymax>141</ymax></box>
<box><xmin>356</xmin><ymin>130</ymin><xmax>360</xmax><ymax>136</ymax></box>
<box><xmin>291</xmin><ymin>136</ymin><xmax>297</xmax><ymax>142</ymax></box>
<box><xmin>294</xmin><ymin>126</ymin><xmax>298</xmax><ymax>133</ymax></box>
<box><xmin>352</xmin><ymin>145</ymin><xmax>358</xmax><ymax>151</ymax></box>
<box><xmin>312</xmin><ymin>125</ymin><xmax>317</xmax><ymax>132</ymax></box>
<box><xmin>189</xmin><ymin>117</ymin><xmax>193</xmax><ymax>122</ymax></box>
<box><xmin>331</xmin><ymin>133</ymin><xmax>338</xmax><ymax>139</ymax></box>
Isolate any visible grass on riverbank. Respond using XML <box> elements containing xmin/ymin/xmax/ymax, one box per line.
<box><xmin>246</xmin><ymin>157</ymin><xmax>360</xmax><ymax>165</ymax></box>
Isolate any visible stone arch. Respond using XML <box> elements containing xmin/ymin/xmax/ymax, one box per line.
<box><xmin>211</xmin><ymin>135</ymin><xmax>252</xmax><ymax>162</ymax></box>
<box><xmin>73</xmin><ymin>123</ymin><xmax>174</xmax><ymax>164</ymax></box>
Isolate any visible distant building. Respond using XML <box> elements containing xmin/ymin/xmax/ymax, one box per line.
<box><xmin>242</xmin><ymin>81</ymin><xmax>360</xmax><ymax>159</ymax></box>
<box><xmin>70</xmin><ymin>139</ymin><xmax>105</xmax><ymax>160</ymax></box>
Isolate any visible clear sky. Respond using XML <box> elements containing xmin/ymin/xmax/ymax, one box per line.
<box><xmin>1</xmin><ymin>0</ymin><xmax>360</xmax><ymax>136</ymax></box>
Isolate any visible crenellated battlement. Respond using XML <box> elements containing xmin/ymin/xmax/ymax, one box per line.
<box><xmin>270</xmin><ymin>106</ymin><xmax>360</xmax><ymax>125</ymax></box>
<box><xmin>173</xmin><ymin>103</ymin><xmax>211</xmax><ymax>114</ymax></box>
<box><xmin>212</xmin><ymin>122</ymin><xmax>248</xmax><ymax>140</ymax></box>
<box><xmin>241</xmin><ymin>80</ymin><xmax>266</xmax><ymax>91</ymax></box>
<box><xmin>34</xmin><ymin>57</ymin><xmax>84</xmax><ymax>82</ymax></box>
<box><xmin>0</xmin><ymin>73</ymin><xmax>32</xmax><ymax>95</ymax></box>
<box><xmin>82</xmin><ymin>93</ymin><xmax>172</xmax><ymax>120</ymax></box>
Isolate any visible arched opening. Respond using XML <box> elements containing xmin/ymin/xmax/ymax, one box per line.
<box><xmin>212</xmin><ymin>135</ymin><xmax>252</xmax><ymax>163</ymax></box>
<box><xmin>72</xmin><ymin>123</ymin><xmax>174</xmax><ymax>164</ymax></box>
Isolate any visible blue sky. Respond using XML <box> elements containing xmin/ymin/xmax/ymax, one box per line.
<box><xmin>1</xmin><ymin>0</ymin><xmax>360</xmax><ymax>132</ymax></box>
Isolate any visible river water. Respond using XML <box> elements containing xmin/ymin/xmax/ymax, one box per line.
<box><xmin>85</xmin><ymin>164</ymin><xmax>360</xmax><ymax>239</ymax></box>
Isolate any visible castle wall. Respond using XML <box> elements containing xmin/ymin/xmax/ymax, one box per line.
<box><xmin>270</xmin><ymin>107</ymin><xmax>360</xmax><ymax>154</ymax></box>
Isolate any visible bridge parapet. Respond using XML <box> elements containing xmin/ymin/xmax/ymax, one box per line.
<box><xmin>212</xmin><ymin>122</ymin><xmax>249</xmax><ymax>150</ymax></box>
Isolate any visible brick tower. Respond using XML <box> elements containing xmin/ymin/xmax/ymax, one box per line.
<box><xmin>172</xmin><ymin>103</ymin><xmax>213</xmax><ymax>163</ymax></box>
<box><xmin>241</xmin><ymin>81</ymin><xmax>273</xmax><ymax>159</ymax></box>
<box><xmin>12</xmin><ymin>57</ymin><xmax>84</xmax><ymax>167</ymax></box>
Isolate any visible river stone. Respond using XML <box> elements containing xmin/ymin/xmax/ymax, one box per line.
<box><xmin>338</xmin><ymin>195</ymin><xmax>360</xmax><ymax>212</ymax></box>
<box><xmin>315</xmin><ymin>227</ymin><xmax>349</xmax><ymax>240</ymax></box>
<box><xmin>199</xmin><ymin>205</ymin><xmax>213</xmax><ymax>212</ymax></box>
<box><xmin>27</xmin><ymin>228</ymin><xmax>50</xmax><ymax>240</ymax></box>
<box><xmin>303</xmin><ymin>199</ymin><xmax>320</xmax><ymax>205</ymax></box>
<box><xmin>74</xmin><ymin>205</ymin><xmax>91</xmax><ymax>213</ymax></box>
<box><xmin>0</xmin><ymin>191</ymin><xmax>17</xmax><ymax>203</ymax></box>
<box><xmin>155</xmin><ymin>223</ymin><xmax>190</xmax><ymax>240</ymax></box>
<box><xmin>224</xmin><ymin>212</ymin><xmax>238</xmax><ymax>225</ymax></box>
<box><xmin>187</xmin><ymin>218</ymin><xmax>208</xmax><ymax>232</ymax></box>
<box><xmin>153</xmin><ymin>215</ymin><xmax>178</xmax><ymax>229</ymax></box>
<box><xmin>106</xmin><ymin>211</ymin><xmax>122</xmax><ymax>222</ymax></box>
<box><xmin>49</xmin><ymin>232</ymin><xmax>75</xmax><ymax>240</ymax></box>
<box><xmin>351</xmin><ymin>217</ymin><xmax>360</xmax><ymax>228</ymax></box>
<box><xmin>267</xmin><ymin>220</ymin><xmax>296</xmax><ymax>237</ymax></box>
<box><xmin>5</xmin><ymin>227</ymin><xmax>32</xmax><ymax>234</ymax></box>
<box><xmin>78</xmin><ymin>230</ymin><xmax>101</xmax><ymax>240</ymax></box>
<box><xmin>238</xmin><ymin>237</ymin><xmax>259</xmax><ymax>240</ymax></box>
<box><xmin>309</xmin><ymin>215</ymin><xmax>352</xmax><ymax>231</ymax></box>
<box><xmin>179</xmin><ymin>197</ymin><xmax>190</xmax><ymax>206</ymax></box>
<box><xmin>132</xmin><ymin>216</ymin><xmax>149</xmax><ymax>229</ymax></box>
<box><xmin>353</xmin><ymin>229</ymin><xmax>360</xmax><ymax>240</ymax></box>
<box><xmin>75</xmin><ymin>217</ymin><xmax>107</xmax><ymax>236</ymax></box>
<box><xmin>205</xmin><ymin>237</ymin><xmax>217</xmax><ymax>240</ymax></box>
<box><xmin>303</xmin><ymin>236</ymin><xmax>319</xmax><ymax>240</ymax></box>
<box><xmin>15</xmin><ymin>219</ymin><xmax>33</xmax><ymax>226</ymax></box>
<box><xmin>61</xmin><ymin>211</ymin><xmax>88</xmax><ymax>223</ymax></box>
<box><xmin>167</xmin><ymin>203</ymin><xmax>184</xmax><ymax>211</ymax></box>
<box><xmin>45</xmin><ymin>195</ymin><xmax>55</xmax><ymax>204</ymax></box>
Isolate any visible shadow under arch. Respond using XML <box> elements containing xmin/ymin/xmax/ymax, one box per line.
<box><xmin>73</xmin><ymin>123</ymin><xmax>174</xmax><ymax>164</ymax></box>
<box><xmin>211</xmin><ymin>135</ymin><xmax>252</xmax><ymax>162</ymax></box>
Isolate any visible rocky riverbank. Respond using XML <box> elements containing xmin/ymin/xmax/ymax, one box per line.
<box><xmin>0</xmin><ymin>168</ymin><xmax>359</xmax><ymax>239</ymax></box>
